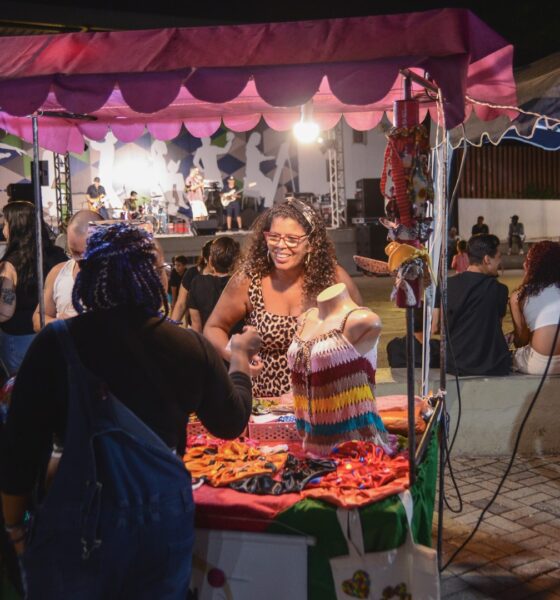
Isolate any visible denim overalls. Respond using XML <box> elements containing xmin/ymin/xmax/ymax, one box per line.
<box><xmin>22</xmin><ymin>320</ymin><xmax>194</xmax><ymax>599</ymax></box>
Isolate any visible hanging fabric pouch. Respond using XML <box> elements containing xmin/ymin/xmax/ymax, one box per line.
<box><xmin>329</xmin><ymin>490</ymin><xmax>440</xmax><ymax>599</ymax></box>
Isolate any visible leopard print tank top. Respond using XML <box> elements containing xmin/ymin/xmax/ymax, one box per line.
<box><xmin>246</xmin><ymin>272</ymin><xmax>298</xmax><ymax>398</ymax></box>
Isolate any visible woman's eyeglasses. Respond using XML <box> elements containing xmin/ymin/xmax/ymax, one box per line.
<box><xmin>263</xmin><ymin>232</ymin><xmax>308</xmax><ymax>248</ymax></box>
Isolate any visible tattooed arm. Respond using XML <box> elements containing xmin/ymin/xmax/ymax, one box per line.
<box><xmin>0</xmin><ymin>262</ymin><xmax>17</xmax><ymax>322</ymax></box>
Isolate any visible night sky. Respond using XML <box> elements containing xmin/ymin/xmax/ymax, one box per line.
<box><xmin>21</xmin><ymin>0</ymin><xmax>560</xmax><ymax>67</ymax></box>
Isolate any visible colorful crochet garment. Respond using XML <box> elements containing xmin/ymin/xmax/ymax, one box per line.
<box><xmin>287</xmin><ymin>308</ymin><xmax>389</xmax><ymax>456</ymax></box>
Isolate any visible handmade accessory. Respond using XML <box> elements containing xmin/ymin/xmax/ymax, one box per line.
<box><xmin>329</xmin><ymin>490</ymin><xmax>440</xmax><ymax>599</ymax></box>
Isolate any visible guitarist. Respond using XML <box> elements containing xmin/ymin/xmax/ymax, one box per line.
<box><xmin>85</xmin><ymin>177</ymin><xmax>109</xmax><ymax>219</ymax></box>
<box><xmin>221</xmin><ymin>176</ymin><xmax>242</xmax><ymax>231</ymax></box>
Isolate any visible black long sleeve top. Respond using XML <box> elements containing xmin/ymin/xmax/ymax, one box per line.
<box><xmin>0</xmin><ymin>306</ymin><xmax>252</xmax><ymax>495</ymax></box>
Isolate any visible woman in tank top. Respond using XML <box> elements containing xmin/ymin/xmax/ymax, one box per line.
<box><xmin>204</xmin><ymin>198</ymin><xmax>362</xmax><ymax>398</ymax></box>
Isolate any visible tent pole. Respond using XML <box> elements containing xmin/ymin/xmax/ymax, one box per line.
<box><xmin>406</xmin><ymin>306</ymin><xmax>416</xmax><ymax>486</ymax></box>
<box><xmin>32</xmin><ymin>115</ymin><xmax>45</xmax><ymax>329</ymax></box>
<box><xmin>436</xmin><ymin>132</ymin><xmax>451</xmax><ymax>570</ymax></box>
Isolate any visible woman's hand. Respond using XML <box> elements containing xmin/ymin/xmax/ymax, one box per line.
<box><xmin>249</xmin><ymin>355</ymin><xmax>264</xmax><ymax>378</ymax></box>
<box><xmin>228</xmin><ymin>326</ymin><xmax>262</xmax><ymax>378</ymax></box>
<box><xmin>230</xmin><ymin>326</ymin><xmax>261</xmax><ymax>359</ymax></box>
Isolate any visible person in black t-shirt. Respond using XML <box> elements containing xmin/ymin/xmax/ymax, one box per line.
<box><xmin>471</xmin><ymin>215</ymin><xmax>489</xmax><ymax>236</ymax></box>
<box><xmin>433</xmin><ymin>234</ymin><xmax>510</xmax><ymax>376</ymax></box>
<box><xmin>189</xmin><ymin>236</ymin><xmax>242</xmax><ymax>334</ymax></box>
<box><xmin>387</xmin><ymin>306</ymin><xmax>440</xmax><ymax>369</ymax></box>
<box><xmin>168</xmin><ymin>255</ymin><xmax>188</xmax><ymax>310</ymax></box>
<box><xmin>171</xmin><ymin>240</ymin><xmax>213</xmax><ymax>323</ymax></box>
<box><xmin>85</xmin><ymin>177</ymin><xmax>109</xmax><ymax>219</ymax></box>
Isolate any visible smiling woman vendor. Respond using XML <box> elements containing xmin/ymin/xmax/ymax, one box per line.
<box><xmin>204</xmin><ymin>198</ymin><xmax>362</xmax><ymax>398</ymax></box>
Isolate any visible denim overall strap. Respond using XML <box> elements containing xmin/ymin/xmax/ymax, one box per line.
<box><xmin>46</xmin><ymin>320</ymin><xmax>191</xmax><ymax>560</ymax></box>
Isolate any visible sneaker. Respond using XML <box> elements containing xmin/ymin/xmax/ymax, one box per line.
<box><xmin>519</xmin><ymin>249</ymin><xmax>524</xmax><ymax>255</ymax></box>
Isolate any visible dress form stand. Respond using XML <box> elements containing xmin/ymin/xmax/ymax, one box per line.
<box><xmin>302</xmin><ymin>283</ymin><xmax>381</xmax><ymax>356</ymax></box>
<box><xmin>288</xmin><ymin>282</ymin><xmax>390</xmax><ymax>456</ymax></box>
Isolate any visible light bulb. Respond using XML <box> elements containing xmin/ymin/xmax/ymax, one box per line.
<box><xmin>293</xmin><ymin>120</ymin><xmax>320</xmax><ymax>144</ymax></box>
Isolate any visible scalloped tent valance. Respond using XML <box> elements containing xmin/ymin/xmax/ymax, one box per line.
<box><xmin>449</xmin><ymin>52</ymin><xmax>560</xmax><ymax>149</ymax></box>
<box><xmin>0</xmin><ymin>8</ymin><xmax>517</xmax><ymax>153</ymax></box>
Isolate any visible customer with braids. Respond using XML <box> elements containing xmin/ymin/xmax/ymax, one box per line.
<box><xmin>0</xmin><ymin>223</ymin><xmax>259</xmax><ymax>597</ymax></box>
<box><xmin>0</xmin><ymin>201</ymin><xmax>66</xmax><ymax>374</ymax></box>
<box><xmin>510</xmin><ymin>241</ymin><xmax>560</xmax><ymax>374</ymax></box>
<box><xmin>205</xmin><ymin>198</ymin><xmax>361</xmax><ymax>398</ymax></box>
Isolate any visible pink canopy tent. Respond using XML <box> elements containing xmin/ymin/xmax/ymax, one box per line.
<box><xmin>0</xmin><ymin>8</ymin><xmax>516</xmax><ymax>153</ymax></box>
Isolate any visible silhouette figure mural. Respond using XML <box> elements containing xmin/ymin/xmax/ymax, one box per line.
<box><xmin>244</xmin><ymin>132</ymin><xmax>289</xmax><ymax>208</ymax></box>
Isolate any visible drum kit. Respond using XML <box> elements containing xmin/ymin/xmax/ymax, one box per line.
<box><xmin>114</xmin><ymin>194</ymin><xmax>169</xmax><ymax>234</ymax></box>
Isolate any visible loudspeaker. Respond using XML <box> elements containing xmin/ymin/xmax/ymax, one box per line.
<box><xmin>240</xmin><ymin>207</ymin><xmax>258</xmax><ymax>230</ymax></box>
<box><xmin>38</xmin><ymin>160</ymin><xmax>49</xmax><ymax>186</ymax></box>
<box><xmin>355</xmin><ymin>178</ymin><xmax>385</xmax><ymax>218</ymax></box>
<box><xmin>355</xmin><ymin>224</ymin><xmax>388</xmax><ymax>262</ymax></box>
<box><xmin>193</xmin><ymin>218</ymin><xmax>219</xmax><ymax>235</ymax></box>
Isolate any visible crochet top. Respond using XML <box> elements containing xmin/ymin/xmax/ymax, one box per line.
<box><xmin>287</xmin><ymin>307</ymin><xmax>388</xmax><ymax>456</ymax></box>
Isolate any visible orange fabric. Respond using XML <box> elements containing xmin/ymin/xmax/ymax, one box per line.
<box><xmin>302</xmin><ymin>441</ymin><xmax>409</xmax><ymax>508</ymax></box>
<box><xmin>183</xmin><ymin>441</ymin><xmax>288</xmax><ymax>487</ymax></box>
<box><xmin>379</xmin><ymin>406</ymin><xmax>426</xmax><ymax>436</ymax></box>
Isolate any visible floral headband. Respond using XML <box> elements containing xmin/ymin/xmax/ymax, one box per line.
<box><xmin>286</xmin><ymin>197</ymin><xmax>315</xmax><ymax>231</ymax></box>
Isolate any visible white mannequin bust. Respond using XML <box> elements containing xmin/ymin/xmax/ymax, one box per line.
<box><xmin>298</xmin><ymin>283</ymin><xmax>381</xmax><ymax>355</ymax></box>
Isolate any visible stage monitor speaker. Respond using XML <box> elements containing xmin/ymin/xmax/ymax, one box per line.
<box><xmin>194</xmin><ymin>218</ymin><xmax>219</xmax><ymax>235</ymax></box>
<box><xmin>355</xmin><ymin>178</ymin><xmax>384</xmax><ymax>218</ymax></box>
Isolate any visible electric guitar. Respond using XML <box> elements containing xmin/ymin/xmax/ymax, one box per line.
<box><xmin>221</xmin><ymin>182</ymin><xmax>257</xmax><ymax>208</ymax></box>
<box><xmin>87</xmin><ymin>193</ymin><xmax>106</xmax><ymax>211</ymax></box>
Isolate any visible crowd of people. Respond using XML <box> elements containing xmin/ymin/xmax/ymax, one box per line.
<box><xmin>0</xmin><ymin>195</ymin><xmax>558</xmax><ymax>596</ymax></box>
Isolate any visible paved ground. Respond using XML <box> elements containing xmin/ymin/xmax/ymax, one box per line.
<box><xmin>356</xmin><ymin>272</ymin><xmax>560</xmax><ymax>599</ymax></box>
<box><xmin>436</xmin><ymin>455</ymin><xmax>560</xmax><ymax>599</ymax></box>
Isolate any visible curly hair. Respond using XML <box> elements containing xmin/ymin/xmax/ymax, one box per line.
<box><xmin>517</xmin><ymin>241</ymin><xmax>560</xmax><ymax>306</ymax></box>
<box><xmin>242</xmin><ymin>200</ymin><xmax>337</xmax><ymax>301</ymax></box>
<box><xmin>72</xmin><ymin>223</ymin><xmax>169</xmax><ymax>317</ymax></box>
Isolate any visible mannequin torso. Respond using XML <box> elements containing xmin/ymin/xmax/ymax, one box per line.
<box><xmin>297</xmin><ymin>283</ymin><xmax>381</xmax><ymax>356</ymax></box>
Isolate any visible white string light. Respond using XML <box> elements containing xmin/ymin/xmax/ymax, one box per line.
<box><xmin>466</xmin><ymin>95</ymin><xmax>560</xmax><ymax>127</ymax></box>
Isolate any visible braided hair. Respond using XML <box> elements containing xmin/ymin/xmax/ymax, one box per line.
<box><xmin>72</xmin><ymin>223</ymin><xmax>169</xmax><ymax>317</ymax></box>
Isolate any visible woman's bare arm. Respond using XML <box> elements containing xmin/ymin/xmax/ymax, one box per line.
<box><xmin>171</xmin><ymin>284</ymin><xmax>188</xmax><ymax>323</ymax></box>
<box><xmin>204</xmin><ymin>271</ymin><xmax>251</xmax><ymax>360</ymax></box>
<box><xmin>510</xmin><ymin>290</ymin><xmax>530</xmax><ymax>347</ymax></box>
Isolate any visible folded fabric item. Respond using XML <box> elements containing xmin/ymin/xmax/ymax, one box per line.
<box><xmin>302</xmin><ymin>440</ymin><xmax>409</xmax><ymax>508</ymax></box>
<box><xmin>230</xmin><ymin>454</ymin><xmax>336</xmax><ymax>495</ymax></box>
<box><xmin>183</xmin><ymin>440</ymin><xmax>288</xmax><ymax>487</ymax></box>
<box><xmin>380</xmin><ymin>406</ymin><xmax>427</xmax><ymax>436</ymax></box>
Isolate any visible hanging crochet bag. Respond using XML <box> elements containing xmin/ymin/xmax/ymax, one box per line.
<box><xmin>329</xmin><ymin>490</ymin><xmax>439</xmax><ymax>599</ymax></box>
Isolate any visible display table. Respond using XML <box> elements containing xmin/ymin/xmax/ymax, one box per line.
<box><xmin>190</xmin><ymin>431</ymin><xmax>438</xmax><ymax>600</ymax></box>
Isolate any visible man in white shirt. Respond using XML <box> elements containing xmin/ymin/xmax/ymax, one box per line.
<box><xmin>32</xmin><ymin>210</ymin><xmax>102</xmax><ymax>331</ymax></box>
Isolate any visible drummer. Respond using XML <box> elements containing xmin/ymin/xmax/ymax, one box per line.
<box><xmin>123</xmin><ymin>191</ymin><xmax>139</xmax><ymax>219</ymax></box>
<box><xmin>221</xmin><ymin>176</ymin><xmax>243</xmax><ymax>232</ymax></box>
